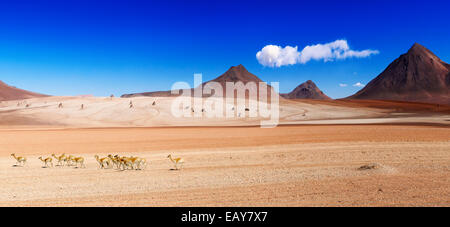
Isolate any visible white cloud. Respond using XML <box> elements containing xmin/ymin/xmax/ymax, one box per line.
<box><xmin>339</xmin><ymin>83</ymin><xmax>348</xmax><ymax>87</ymax></box>
<box><xmin>256</xmin><ymin>40</ymin><xmax>379</xmax><ymax>67</ymax></box>
<box><xmin>353</xmin><ymin>82</ymin><xmax>365</xmax><ymax>88</ymax></box>
<box><xmin>255</xmin><ymin>45</ymin><xmax>300</xmax><ymax>67</ymax></box>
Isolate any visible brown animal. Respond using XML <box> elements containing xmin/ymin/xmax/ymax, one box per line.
<box><xmin>11</xmin><ymin>153</ymin><xmax>27</xmax><ymax>166</ymax></box>
<box><xmin>38</xmin><ymin>157</ymin><xmax>53</xmax><ymax>168</ymax></box>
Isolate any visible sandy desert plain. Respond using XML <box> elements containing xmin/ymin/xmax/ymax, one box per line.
<box><xmin>0</xmin><ymin>96</ymin><xmax>449</xmax><ymax>207</ymax></box>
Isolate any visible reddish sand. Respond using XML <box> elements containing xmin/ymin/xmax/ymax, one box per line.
<box><xmin>0</xmin><ymin>95</ymin><xmax>448</xmax><ymax>206</ymax></box>
<box><xmin>0</xmin><ymin>125</ymin><xmax>448</xmax><ymax>207</ymax></box>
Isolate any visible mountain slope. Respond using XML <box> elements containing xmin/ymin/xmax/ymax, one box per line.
<box><xmin>0</xmin><ymin>80</ymin><xmax>48</xmax><ymax>101</ymax></box>
<box><xmin>281</xmin><ymin>80</ymin><xmax>331</xmax><ymax>100</ymax></box>
<box><xmin>348</xmin><ymin>43</ymin><xmax>450</xmax><ymax>105</ymax></box>
<box><xmin>121</xmin><ymin>64</ymin><xmax>277</xmax><ymax>99</ymax></box>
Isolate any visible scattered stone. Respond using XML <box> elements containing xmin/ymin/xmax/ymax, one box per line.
<box><xmin>357</xmin><ymin>163</ymin><xmax>379</xmax><ymax>171</ymax></box>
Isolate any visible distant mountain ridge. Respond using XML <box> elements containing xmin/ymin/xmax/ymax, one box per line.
<box><xmin>121</xmin><ymin>64</ymin><xmax>276</xmax><ymax>99</ymax></box>
<box><xmin>281</xmin><ymin>80</ymin><xmax>331</xmax><ymax>100</ymax></box>
<box><xmin>348</xmin><ymin>43</ymin><xmax>450</xmax><ymax>105</ymax></box>
<box><xmin>0</xmin><ymin>80</ymin><xmax>48</xmax><ymax>101</ymax></box>
<box><xmin>123</xmin><ymin>43</ymin><xmax>450</xmax><ymax>105</ymax></box>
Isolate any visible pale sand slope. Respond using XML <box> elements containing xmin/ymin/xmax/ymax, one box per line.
<box><xmin>0</xmin><ymin>125</ymin><xmax>448</xmax><ymax>206</ymax></box>
<box><xmin>3</xmin><ymin>96</ymin><xmax>446</xmax><ymax>128</ymax></box>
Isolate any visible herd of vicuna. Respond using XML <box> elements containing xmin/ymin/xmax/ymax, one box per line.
<box><xmin>10</xmin><ymin>153</ymin><xmax>185</xmax><ymax>170</ymax></box>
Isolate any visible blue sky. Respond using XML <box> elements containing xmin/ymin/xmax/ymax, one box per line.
<box><xmin>0</xmin><ymin>0</ymin><xmax>449</xmax><ymax>98</ymax></box>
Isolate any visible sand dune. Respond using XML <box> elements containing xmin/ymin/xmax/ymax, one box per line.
<box><xmin>0</xmin><ymin>96</ymin><xmax>448</xmax><ymax>128</ymax></box>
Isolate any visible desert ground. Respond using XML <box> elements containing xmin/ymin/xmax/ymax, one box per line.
<box><xmin>0</xmin><ymin>96</ymin><xmax>449</xmax><ymax>206</ymax></box>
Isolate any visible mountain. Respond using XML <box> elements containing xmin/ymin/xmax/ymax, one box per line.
<box><xmin>0</xmin><ymin>80</ymin><xmax>48</xmax><ymax>101</ymax></box>
<box><xmin>348</xmin><ymin>43</ymin><xmax>450</xmax><ymax>105</ymax></box>
<box><xmin>121</xmin><ymin>64</ymin><xmax>277</xmax><ymax>99</ymax></box>
<box><xmin>202</xmin><ymin>64</ymin><xmax>276</xmax><ymax>99</ymax></box>
<box><xmin>281</xmin><ymin>80</ymin><xmax>331</xmax><ymax>100</ymax></box>
<box><xmin>207</xmin><ymin>64</ymin><xmax>263</xmax><ymax>87</ymax></box>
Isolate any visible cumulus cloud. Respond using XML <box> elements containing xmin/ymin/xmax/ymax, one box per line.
<box><xmin>353</xmin><ymin>82</ymin><xmax>365</xmax><ymax>88</ymax></box>
<box><xmin>339</xmin><ymin>83</ymin><xmax>348</xmax><ymax>87</ymax></box>
<box><xmin>255</xmin><ymin>45</ymin><xmax>300</xmax><ymax>67</ymax></box>
<box><xmin>256</xmin><ymin>40</ymin><xmax>379</xmax><ymax>67</ymax></box>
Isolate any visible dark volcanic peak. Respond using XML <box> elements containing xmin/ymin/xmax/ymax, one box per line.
<box><xmin>121</xmin><ymin>64</ymin><xmax>276</xmax><ymax>99</ymax></box>
<box><xmin>210</xmin><ymin>64</ymin><xmax>263</xmax><ymax>85</ymax></box>
<box><xmin>408</xmin><ymin>43</ymin><xmax>427</xmax><ymax>53</ymax></box>
<box><xmin>408</xmin><ymin>43</ymin><xmax>431</xmax><ymax>54</ymax></box>
<box><xmin>348</xmin><ymin>43</ymin><xmax>450</xmax><ymax>105</ymax></box>
<box><xmin>281</xmin><ymin>80</ymin><xmax>331</xmax><ymax>100</ymax></box>
<box><xmin>205</xmin><ymin>64</ymin><xmax>275</xmax><ymax>99</ymax></box>
<box><xmin>407</xmin><ymin>43</ymin><xmax>443</xmax><ymax>62</ymax></box>
<box><xmin>0</xmin><ymin>80</ymin><xmax>48</xmax><ymax>101</ymax></box>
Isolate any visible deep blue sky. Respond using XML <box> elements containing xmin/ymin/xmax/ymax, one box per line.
<box><xmin>0</xmin><ymin>0</ymin><xmax>449</xmax><ymax>98</ymax></box>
